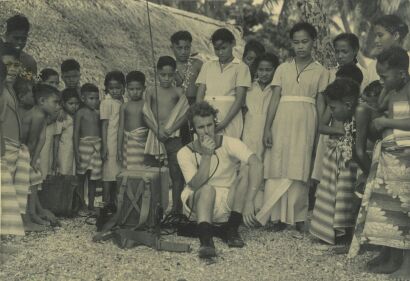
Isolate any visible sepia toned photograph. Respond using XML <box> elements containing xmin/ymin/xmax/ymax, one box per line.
<box><xmin>0</xmin><ymin>0</ymin><xmax>410</xmax><ymax>280</ymax></box>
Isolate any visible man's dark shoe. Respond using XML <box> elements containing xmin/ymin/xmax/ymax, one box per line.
<box><xmin>225</xmin><ymin>228</ymin><xmax>245</xmax><ymax>248</ymax></box>
<box><xmin>198</xmin><ymin>238</ymin><xmax>216</xmax><ymax>259</ymax></box>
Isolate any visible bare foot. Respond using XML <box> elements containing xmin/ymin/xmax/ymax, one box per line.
<box><xmin>38</xmin><ymin>208</ymin><xmax>59</xmax><ymax>226</ymax></box>
<box><xmin>369</xmin><ymin>253</ymin><xmax>402</xmax><ymax>274</ymax></box>
<box><xmin>22</xmin><ymin>214</ymin><xmax>48</xmax><ymax>232</ymax></box>
<box><xmin>30</xmin><ymin>213</ymin><xmax>50</xmax><ymax>226</ymax></box>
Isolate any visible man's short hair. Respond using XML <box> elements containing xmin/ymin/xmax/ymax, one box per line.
<box><xmin>6</xmin><ymin>14</ymin><xmax>30</xmax><ymax>34</ymax></box>
<box><xmin>373</xmin><ymin>15</ymin><xmax>409</xmax><ymax>42</ymax></box>
<box><xmin>0</xmin><ymin>42</ymin><xmax>20</xmax><ymax>59</ymax></box>
<box><xmin>0</xmin><ymin>61</ymin><xmax>7</xmax><ymax>82</ymax></box>
<box><xmin>61</xmin><ymin>59</ymin><xmax>80</xmax><ymax>73</ymax></box>
<box><xmin>104</xmin><ymin>70</ymin><xmax>125</xmax><ymax>88</ymax></box>
<box><xmin>336</xmin><ymin>63</ymin><xmax>363</xmax><ymax>85</ymax></box>
<box><xmin>171</xmin><ymin>31</ymin><xmax>192</xmax><ymax>44</ymax></box>
<box><xmin>377</xmin><ymin>46</ymin><xmax>409</xmax><ymax>71</ymax></box>
<box><xmin>39</xmin><ymin>68</ymin><xmax>59</xmax><ymax>82</ymax></box>
<box><xmin>62</xmin><ymin>88</ymin><xmax>80</xmax><ymax>103</ymax></box>
<box><xmin>33</xmin><ymin>83</ymin><xmax>59</xmax><ymax>104</ymax></box>
<box><xmin>211</xmin><ymin>28</ymin><xmax>235</xmax><ymax>44</ymax></box>
<box><xmin>126</xmin><ymin>71</ymin><xmax>145</xmax><ymax>85</ymax></box>
<box><xmin>157</xmin><ymin>56</ymin><xmax>176</xmax><ymax>70</ymax></box>
<box><xmin>187</xmin><ymin>101</ymin><xmax>218</xmax><ymax>126</ymax></box>
<box><xmin>80</xmin><ymin>83</ymin><xmax>99</xmax><ymax>96</ymax></box>
<box><xmin>325</xmin><ymin>78</ymin><xmax>360</xmax><ymax>106</ymax></box>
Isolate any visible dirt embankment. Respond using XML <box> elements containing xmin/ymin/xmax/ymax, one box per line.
<box><xmin>0</xmin><ymin>0</ymin><xmax>244</xmax><ymax>88</ymax></box>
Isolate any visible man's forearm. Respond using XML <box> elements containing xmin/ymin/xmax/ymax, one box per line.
<box><xmin>188</xmin><ymin>155</ymin><xmax>212</xmax><ymax>191</ymax></box>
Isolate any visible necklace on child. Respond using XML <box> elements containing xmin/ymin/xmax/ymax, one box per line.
<box><xmin>295</xmin><ymin>59</ymin><xmax>314</xmax><ymax>83</ymax></box>
<box><xmin>176</xmin><ymin>59</ymin><xmax>193</xmax><ymax>95</ymax></box>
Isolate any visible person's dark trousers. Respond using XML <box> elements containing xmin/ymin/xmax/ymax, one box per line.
<box><xmin>164</xmin><ymin>137</ymin><xmax>185</xmax><ymax>214</ymax></box>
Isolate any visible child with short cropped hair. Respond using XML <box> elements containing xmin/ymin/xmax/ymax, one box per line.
<box><xmin>101</xmin><ymin>71</ymin><xmax>125</xmax><ymax>206</ymax></box>
<box><xmin>196</xmin><ymin>28</ymin><xmax>251</xmax><ymax>139</ymax></box>
<box><xmin>242</xmin><ymin>52</ymin><xmax>279</xmax><ymax>159</ymax></box>
<box><xmin>117</xmin><ymin>71</ymin><xmax>148</xmax><ymax>170</ymax></box>
<box><xmin>21</xmin><ymin>84</ymin><xmax>60</xmax><ymax>229</ymax></box>
<box><xmin>310</xmin><ymin>78</ymin><xmax>360</xmax><ymax>245</ymax></box>
<box><xmin>74</xmin><ymin>83</ymin><xmax>102</xmax><ymax>212</ymax></box>
<box><xmin>53</xmin><ymin>88</ymin><xmax>80</xmax><ymax>175</ymax></box>
<box><xmin>4</xmin><ymin>14</ymin><xmax>37</xmax><ymax>75</ymax></box>
<box><xmin>144</xmin><ymin>56</ymin><xmax>189</xmax><ymax>214</ymax></box>
<box><xmin>39</xmin><ymin>68</ymin><xmax>60</xmax><ymax>89</ymax></box>
<box><xmin>171</xmin><ymin>30</ymin><xmax>203</xmax><ymax>145</ymax></box>
<box><xmin>61</xmin><ymin>59</ymin><xmax>81</xmax><ymax>91</ymax></box>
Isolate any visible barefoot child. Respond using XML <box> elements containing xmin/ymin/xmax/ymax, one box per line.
<box><xmin>242</xmin><ymin>52</ymin><xmax>279</xmax><ymax>159</ymax></box>
<box><xmin>349</xmin><ymin>47</ymin><xmax>410</xmax><ymax>279</ymax></box>
<box><xmin>20</xmin><ymin>84</ymin><xmax>60</xmax><ymax>227</ymax></box>
<box><xmin>53</xmin><ymin>88</ymin><xmax>79</xmax><ymax>175</ymax></box>
<box><xmin>101</xmin><ymin>71</ymin><xmax>125</xmax><ymax>207</ymax></box>
<box><xmin>0</xmin><ymin>60</ymin><xmax>25</xmax><ymax>237</ymax></box>
<box><xmin>196</xmin><ymin>28</ymin><xmax>251</xmax><ymax>139</ymax></box>
<box><xmin>171</xmin><ymin>31</ymin><xmax>203</xmax><ymax>145</ymax></box>
<box><xmin>117</xmin><ymin>71</ymin><xmax>148</xmax><ymax>170</ymax></box>
<box><xmin>1</xmin><ymin>44</ymin><xmax>32</xmax><ymax>233</ymax></box>
<box><xmin>258</xmin><ymin>22</ymin><xmax>329</xmax><ymax>229</ymax></box>
<box><xmin>39</xmin><ymin>68</ymin><xmax>60</xmax><ymax>89</ymax></box>
<box><xmin>74</xmin><ymin>83</ymin><xmax>102</xmax><ymax>212</ymax></box>
<box><xmin>309</xmin><ymin>78</ymin><xmax>360</xmax><ymax>245</ymax></box>
<box><xmin>144</xmin><ymin>56</ymin><xmax>189</xmax><ymax>214</ymax></box>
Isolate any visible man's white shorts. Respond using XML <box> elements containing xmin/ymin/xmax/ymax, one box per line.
<box><xmin>181</xmin><ymin>185</ymin><xmax>231</xmax><ymax>223</ymax></box>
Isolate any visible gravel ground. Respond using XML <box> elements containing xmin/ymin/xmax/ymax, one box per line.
<box><xmin>0</xmin><ymin>218</ymin><xmax>391</xmax><ymax>281</ymax></box>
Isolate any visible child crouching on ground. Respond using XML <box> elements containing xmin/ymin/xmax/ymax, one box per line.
<box><xmin>117</xmin><ymin>71</ymin><xmax>148</xmax><ymax>170</ymax></box>
<box><xmin>74</xmin><ymin>83</ymin><xmax>102</xmax><ymax>213</ymax></box>
<box><xmin>309</xmin><ymin>78</ymin><xmax>360</xmax><ymax>245</ymax></box>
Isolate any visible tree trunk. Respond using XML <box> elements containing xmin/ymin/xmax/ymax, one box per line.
<box><xmin>299</xmin><ymin>0</ymin><xmax>337</xmax><ymax>69</ymax></box>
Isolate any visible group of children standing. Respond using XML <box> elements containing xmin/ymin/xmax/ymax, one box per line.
<box><xmin>1</xmin><ymin>12</ymin><xmax>410</xmax><ymax>278</ymax></box>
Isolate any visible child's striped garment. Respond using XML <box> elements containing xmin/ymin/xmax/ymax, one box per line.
<box><xmin>1</xmin><ymin>158</ymin><xmax>25</xmax><ymax>236</ymax></box>
<box><xmin>77</xmin><ymin>136</ymin><xmax>102</xmax><ymax>180</ymax></box>
<box><xmin>123</xmin><ymin>127</ymin><xmax>148</xmax><ymax>170</ymax></box>
<box><xmin>3</xmin><ymin>137</ymin><xmax>31</xmax><ymax>214</ymax></box>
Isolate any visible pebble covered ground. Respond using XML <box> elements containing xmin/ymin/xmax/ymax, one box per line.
<box><xmin>0</xmin><ymin>218</ymin><xmax>392</xmax><ymax>281</ymax></box>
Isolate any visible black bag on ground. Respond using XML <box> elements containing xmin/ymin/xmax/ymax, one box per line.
<box><xmin>38</xmin><ymin>175</ymin><xmax>81</xmax><ymax>217</ymax></box>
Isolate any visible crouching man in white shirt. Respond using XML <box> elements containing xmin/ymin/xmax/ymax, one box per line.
<box><xmin>177</xmin><ymin>101</ymin><xmax>263</xmax><ymax>259</ymax></box>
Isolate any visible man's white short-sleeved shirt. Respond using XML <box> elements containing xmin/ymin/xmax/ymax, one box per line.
<box><xmin>177</xmin><ymin>136</ymin><xmax>253</xmax><ymax>188</ymax></box>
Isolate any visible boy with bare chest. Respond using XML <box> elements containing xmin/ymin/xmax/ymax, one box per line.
<box><xmin>144</xmin><ymin>56</ymin><xmax>189</xmax><ymax>214</ymax></box>
<box><xmin>74</xmin><ymin>83</ymin><xmax>102</xmax><ymax>212</ymax></box>
<box><xmin>21</xmin><ymin>84</ymin><xmax>60</xmax><ymax>229</ymax></box>
<box><xmin>117</xmin><ymin>71</ymin><xmax>147</xmax><ymax>170</ymax></box>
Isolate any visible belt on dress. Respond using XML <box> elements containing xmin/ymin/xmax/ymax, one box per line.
<box><xmin>280</xmin><ymin>96</ymin><xmax>316</xmax><ymax>105</ymax></box>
